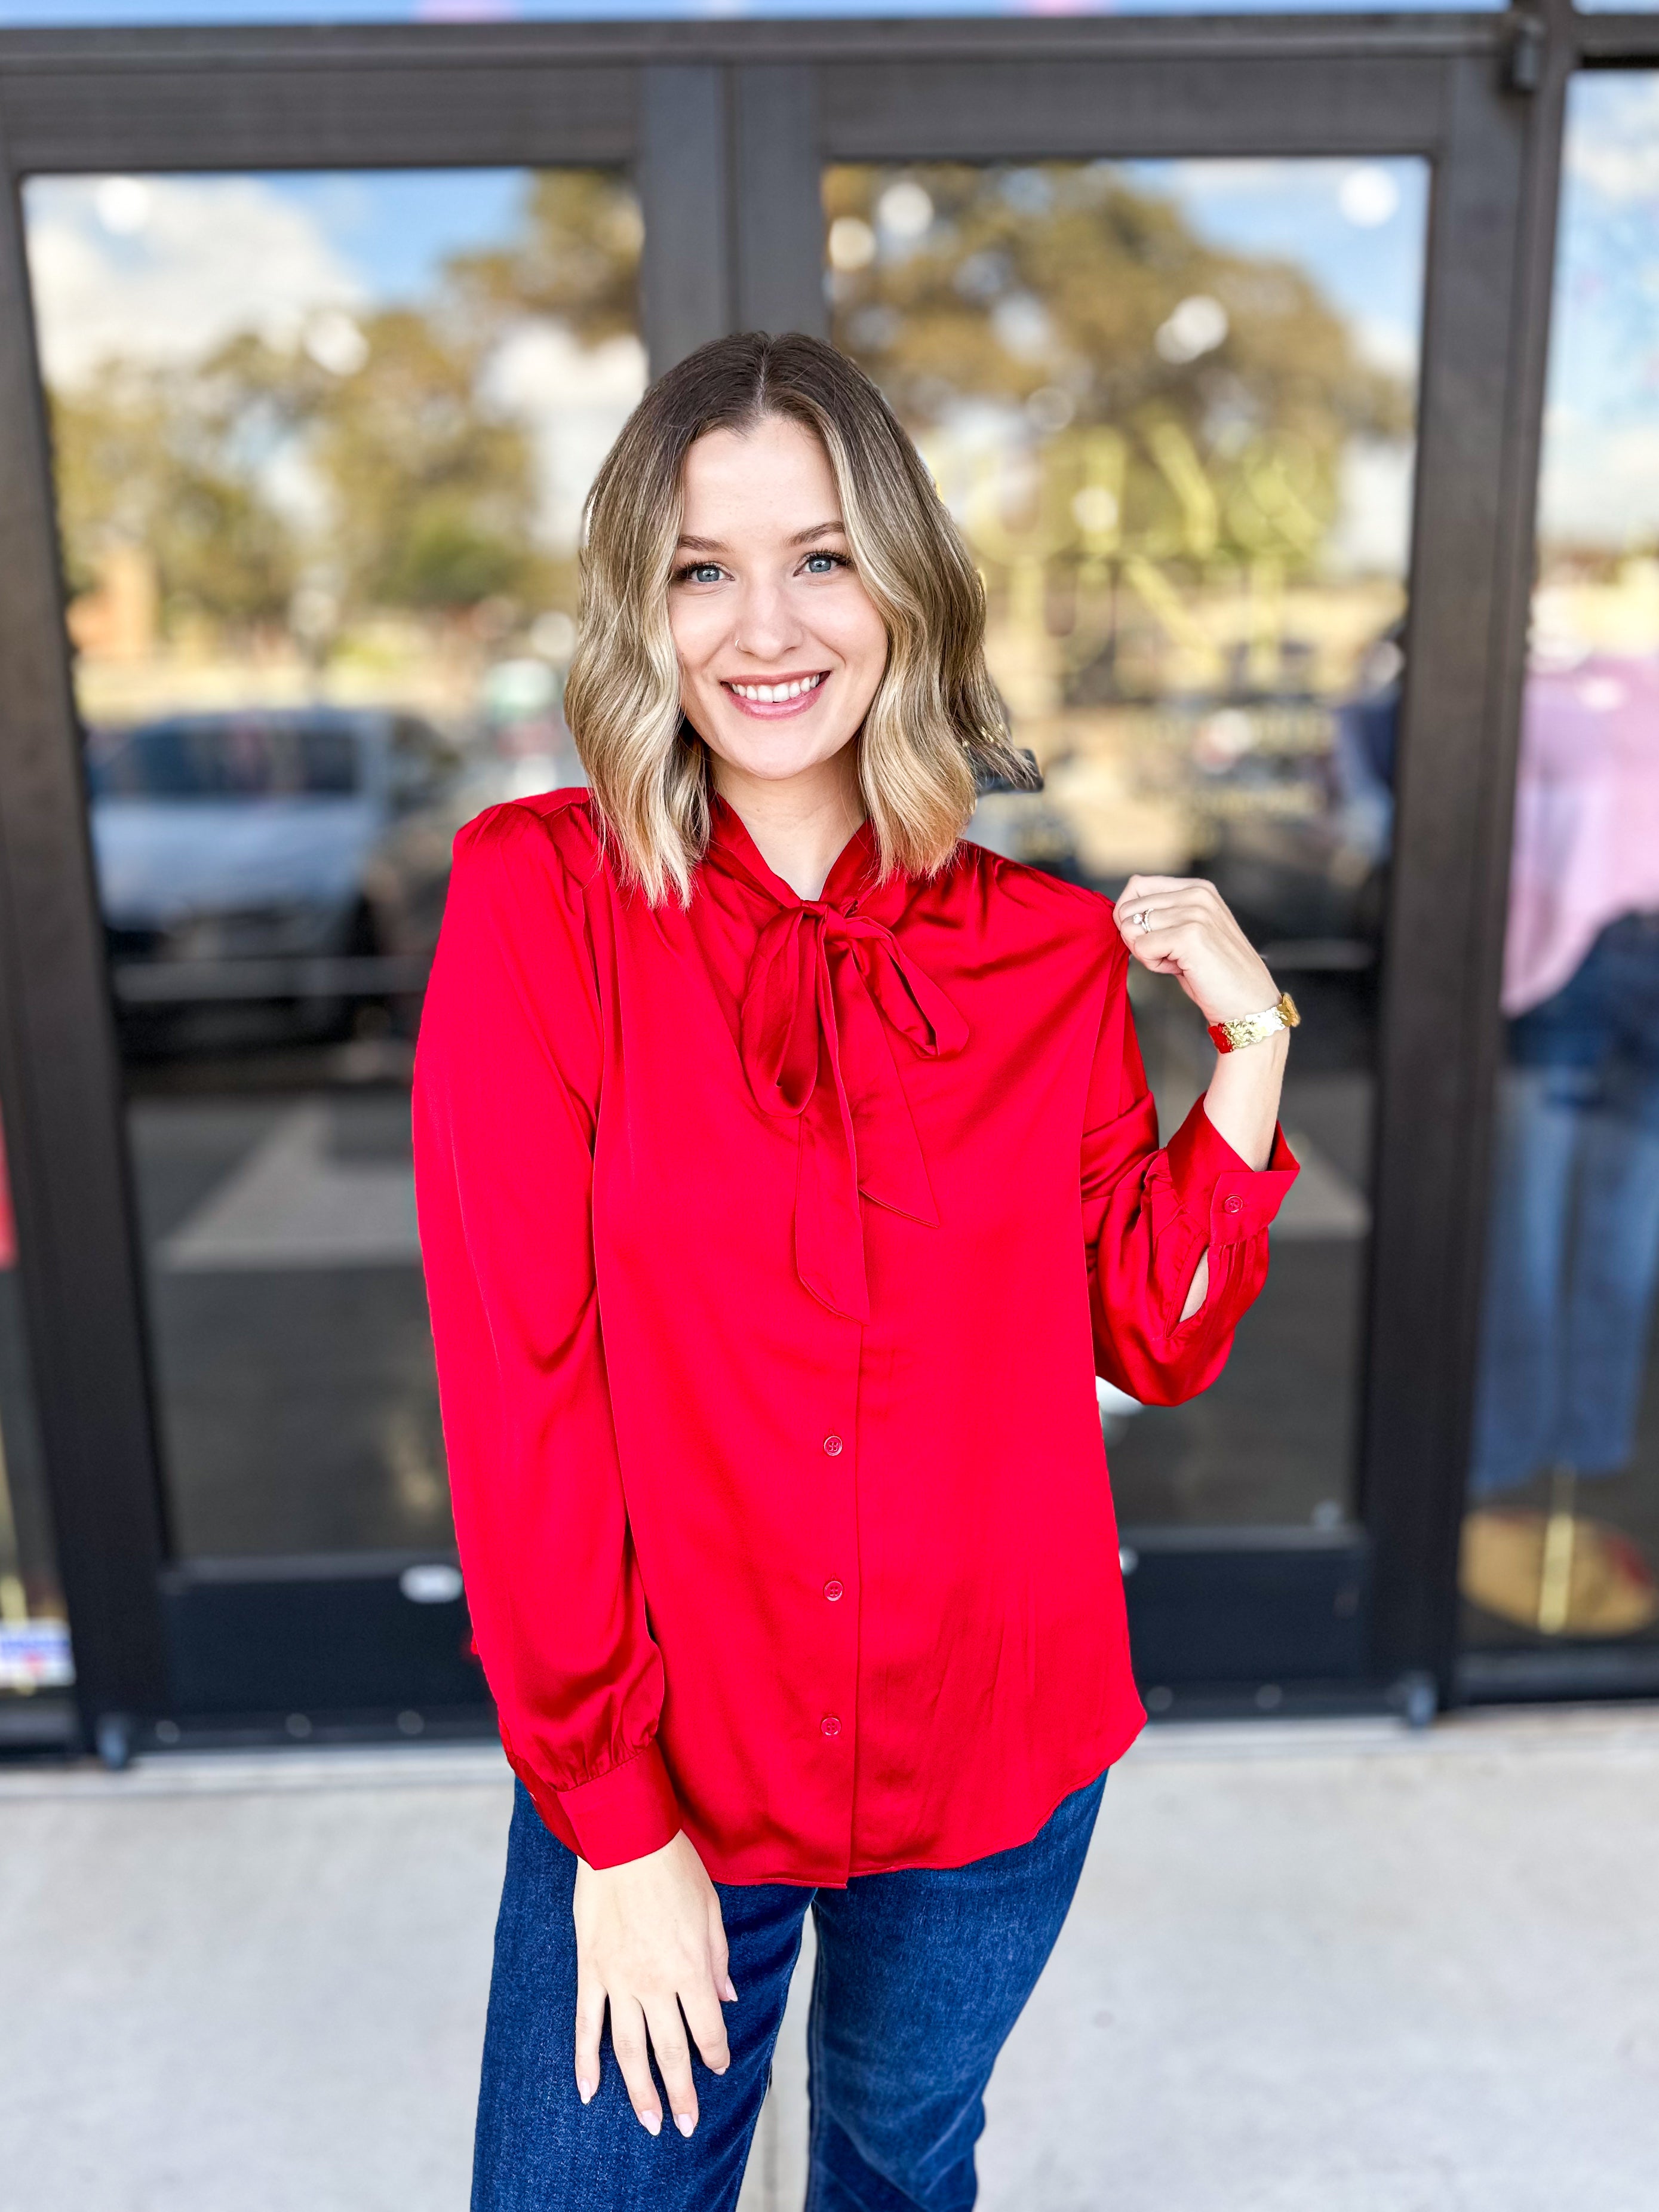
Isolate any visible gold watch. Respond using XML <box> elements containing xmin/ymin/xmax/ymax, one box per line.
<box><xmin>1206</xmin><ymin>991</ymin><xmax>1301</xmax><ymax>1055</ymax></box>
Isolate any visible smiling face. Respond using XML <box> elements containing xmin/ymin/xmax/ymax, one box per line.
<box><xmin>668</xmin><ymin>416</ymin><xmax>889</xmax><ymax>795</ymax></box>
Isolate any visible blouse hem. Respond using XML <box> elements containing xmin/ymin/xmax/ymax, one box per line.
<box><xmin>683</xmin><ymin>1710</ymin><xmax>1146</xmax><ymax>1890</ymax></box>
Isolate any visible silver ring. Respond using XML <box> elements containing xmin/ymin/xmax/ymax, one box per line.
<box><xmin>1137</xmin><ymin>907</ymin><xmax>1154</xmax><ymax>932</ymax></box>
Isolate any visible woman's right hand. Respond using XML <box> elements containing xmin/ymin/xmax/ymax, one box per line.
<box><xmin>572</xmin><ymin>1829</ymin><xmax>736</xmax><ymax>2135</ymax></box>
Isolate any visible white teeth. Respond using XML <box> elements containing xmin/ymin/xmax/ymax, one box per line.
<box><xmin>730</xmin><ymin>674</ymin><xmax>825</xmax><ymax>703</ymax></box>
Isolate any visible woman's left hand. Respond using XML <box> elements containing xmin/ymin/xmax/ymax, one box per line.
<box><xmin>1114</xmin><ymin>874</ymin><xmax>1278</xmax><ymax>1023</ymax></box>
<box><xmin>1114</xmin><ymin>874</ymin><xmax>1289</xmax><ymax>1243</ymax></box>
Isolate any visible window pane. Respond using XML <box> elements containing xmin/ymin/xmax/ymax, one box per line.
<box><xmin>828</xmin><ymin>157</ymin><xmax>1428</xmax><ymax>1531</ymax></box>
<box><xmin>1460</xmin><ymin>75</ymin><xmax>1659</xmax><ymax>1652</ymax></box>
<box><xmin>0</xmin><ymin>1115</ymin><xmax>71</xmax><ymax>1703</ymax></box>
<box><xmin>24</xmin><ymin>167</ymin><xmax>644</xmax><ymax>1562</ymax></box>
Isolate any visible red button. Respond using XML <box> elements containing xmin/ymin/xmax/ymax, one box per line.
<box><xmin>824</xmin><ymin>1578</ymin><xmax>845</xmax><ymax>1602</ymax></box>
<box><xmin>821</xmin><ymin>1715</ymin><xmax>841</xmax><ymax>1737</ymax></box>
<box><xmin>823</xmin><ymin>1433</ymin><xmax>844</xmax><ymax>1457</ymax></box>
<box><xmin>1222</xmin><ymin>1194</ymin><xmax>1244</xmax><ymax>1216</ymax></box>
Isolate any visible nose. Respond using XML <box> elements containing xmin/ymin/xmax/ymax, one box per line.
<box><xmin>730</xmin><ymin>573</ymin><xmax>805</xmax><ymax>663</ymax></box>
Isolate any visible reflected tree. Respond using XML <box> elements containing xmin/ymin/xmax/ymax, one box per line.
<box><xmin>45</xmin><ymin>168</ymin><xmax>645</xmax><ymax>658</ymax></box>
<box><xmin>311</xmin><ymin>308</ymin><xmax>539</xmax><ymax>619</ymax></box>
<box><xmin>441</xmin><ymin>170</ymin><xmax>644</xmax><ymax>349</ymax></box>
<box><xmin>828</xmin><ymin>163</ymin><xmax>1409</xmax><ymax>597</ymax></box>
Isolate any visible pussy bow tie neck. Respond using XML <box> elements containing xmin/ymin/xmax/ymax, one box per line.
<box><xmin>736</xmin><ymin>889</ymin><xmax>968</xmax><ymax>1323</ymax></box>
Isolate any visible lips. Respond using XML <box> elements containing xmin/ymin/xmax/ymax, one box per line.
<box><xmin>721</xmin><ymin>671</ymin><xmax>830</xmax><ymax>719</ymax></box>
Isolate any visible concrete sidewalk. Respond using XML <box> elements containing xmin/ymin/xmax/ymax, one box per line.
<box><xmin>1</xmin><ymin>1707</ymin><xmax>1656</xmax><ymax>2211</ymax></box>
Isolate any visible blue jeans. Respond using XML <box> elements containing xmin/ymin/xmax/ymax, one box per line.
<box><xmin>1470</xmin><ymin>911</ymin><xmax>1659</xmax><ymax>1498</ymax></box>
<box><xmin>473</xmin><ymin>1769</ymin><xmax>1108</xmax><ymax>2211</ymax></box>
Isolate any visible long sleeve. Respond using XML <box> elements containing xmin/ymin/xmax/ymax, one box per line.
<box><xmin>1082</xmin><ymin>936</ymin><xmax>1299</xmax><ymax>1406</ymax></box>
<box><xmin>412</xmin><ymin>803</ymin><xmax>680</xmax><ymax>1869</ymax></box>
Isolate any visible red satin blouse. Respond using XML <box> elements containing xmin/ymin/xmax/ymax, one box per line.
<box><xmin>413</xmin><ymin>789</ymin><xmax>1298</xmax><ymax>1884</ymax></box>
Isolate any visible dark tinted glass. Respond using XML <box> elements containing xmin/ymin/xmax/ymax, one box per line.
<box><xmin>90</xmin><ymin>717</ymin><xmax>363</xmax><ymax>800</ymax></box>
<box><xmin>829</xmin><ymin>157</ymin><xmax>1428</xmax><ymax>1533</ymax></box>
<box><xmin>1460</xmin><ymin>75</ymin><xmax>1659</xmax><ymax>1654</ymax></box>
<box><xmin>0</xmin><ymin>1113</ymin><xmax>70</xmax><ymax>1707</ymax></box>
<box><xmin>24</xmin><ymin>166</ymin><xmax>643</xmax><ymax>1563</ymax></box>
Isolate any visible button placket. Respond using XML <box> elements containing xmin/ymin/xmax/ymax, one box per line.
<box><xmin>817</xmin><ymin>1408</ymin><xmax>855</xmax><ymax>1775</ymax></box>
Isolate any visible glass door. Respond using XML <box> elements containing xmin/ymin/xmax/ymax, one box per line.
<box><xmin>0</xmin><ymin>23</ymin><xmax>1553</xmax><ymax>1734</ymax></box>
<box><xmin>827</xmin><ymin>155</ymin><xmax>1423</xmax><ymax>1557</ymax></box>
<box><xmin>1460</xmin><ymin>72</ymin><xmax>1659</xmax><ymax>1691</ymax></box>
<box><xmin>0</xmin><ymin>1111</ymin><xmax>70</xmax><ymax>1737</ymax></box>
<box><xmin>20</xmin><ymin>162</ymin><xmax>645</xmax><ymax>1727</ymax></box>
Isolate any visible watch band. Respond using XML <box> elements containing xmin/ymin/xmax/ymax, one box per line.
<box><xmin>1206</xmin><ymin>990</ymin><xmax>1301</xmax><ymax>1055</ymax></box>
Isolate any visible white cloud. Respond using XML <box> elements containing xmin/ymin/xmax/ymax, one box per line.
<box><xmin>483</xmin><ymin>322</ymin><xmax>647</xmax><ymax>552</ymax></box>
<box><xmin>24</xmin><ymin>175</ymin><xmax>364</xmax><ymax>388</ymax></box>
<box><xmin>1160</xmin><ymin>159</ymin><xmax>1301</xmax><ymax>202</ymax></box>
<box><xmin>1565</xmin><ymin>79</ymin><xmax>1659</xmax><ymax>204</ymax></box>
<box><xmin>1354</xmin><ymin>314</ymin><xmax>1418</xmax><ymax>380</ymax></box>
<box><xmin>1539</xmin><ymin>419</ymin><xmax>1659</xmax><ymax>551</ymax></box>
<box><xmin>1569</xmin><ymin>139</ymin><xmax>1659</xmax><ymax>205</ymax></box>
<box><xmin>1325</xmin><ymin>438</ymin><xmax>1415</xmax><ymax>579</ymax></box>
<box><xmin>1338</xmin><ymin>167</ymin><xmax>1400</xmax><ymax>229</ymax></box>
<box><xmin>24</xmin><ymin>173</ymin><xmax>647</xmax><ymax>558</ymax></box>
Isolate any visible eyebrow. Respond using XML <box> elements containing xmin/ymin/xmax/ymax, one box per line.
<box><xmin>674</xmin><ymin>520</ymin><xmax>848</xmax><ymax>553</ymax></box>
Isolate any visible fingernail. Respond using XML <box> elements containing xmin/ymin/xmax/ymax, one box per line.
<box><xmin>577</xmin><ymin>2078</ymin><xmax>594</xmax><ymax>2105</ymax></box>
<box><xmin>676</xmin><ymin>2113</ymin><xmax>696</xmax><ymax>2138</ymax></box>
<box><xmin>640</xmin><ymin>2111</ymin><xmax>662</xmax><ymax>2137</ymax></box>
<box><xmin>722</xmin><ymin>1976</ymin><xmax>739</xmax><ymax>2002</ymax></box>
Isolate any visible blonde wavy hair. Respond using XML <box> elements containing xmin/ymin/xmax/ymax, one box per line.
<box><xmin>564</xmin><ymin>330</ymin><xmax>1037</xmax><ymax>904</ymax></box>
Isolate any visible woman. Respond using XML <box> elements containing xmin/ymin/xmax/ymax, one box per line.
<box><xmin>414</xmin><ymin>331</ymin><xmax>1298</xmax><ymax>2211</ymax></box>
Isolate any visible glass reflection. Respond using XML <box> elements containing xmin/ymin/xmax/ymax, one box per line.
<box><xmin>1461</xmin><ymin>74</ymin><xmax>1659</xmax><ymax>1646</ymax></box>
<box><xmin>24</xmin><ymin>167</ymin><xmax>644</xmax><ymax>1561</ymax></box>
<box><xmin>0</xmin><ymin>1122</ymin><xmax>70</xmax><ymax>1701</ymax></box>
<box><xmin>828</xmin><ymin>156</ymin><xmax>1427</xmax><ymax>1528</ymax></box>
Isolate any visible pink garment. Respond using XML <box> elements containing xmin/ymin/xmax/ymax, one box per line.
<box><xmin>1503</xmin><ymin>653</ymin><xmax>1659</xmax><ymax>1017</ymax></box>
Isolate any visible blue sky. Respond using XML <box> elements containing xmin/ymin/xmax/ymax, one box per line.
<box><xmin>1136</xmin><ymin>158</ymin><xmax>1427</xmax><ymax>381</ymax></box>
<box><xmin>23</xmin><ymin>166</ymin><xmax>650</xmax><ymax>551</ymax></box>
<box><xmin>26</xmin><ymin>157</ymin><xmax>1427</xmax><ymax>364</ymax></box>
<box><xmin>1538</xmin><ymin>73</ymin><xmax>1659</xmax><ymax>550</ymax></box>
<box><xmin>24</xmin><ymin>153</ymin><xmax>1429</xmax><ymax>569</ymax></box>
<box><xmin>276</xmin><ymin>158</ymin><xmax>1432</xmax><ymax>355</ymax></box>
<box><xmin>264</xmin><ymin>169</ymin><xmax>529</xmax><ymax>301</ymax></box>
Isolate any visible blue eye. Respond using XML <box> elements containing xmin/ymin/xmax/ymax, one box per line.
<box><xmin>677</xmin><ymin>562</ymin><xmax>724</xmax><ymax>585</ymax></box>
<box><xmin>803</xmin><ymin>552</ymin><xmax>848</xmax><ymax>576</ymax></box>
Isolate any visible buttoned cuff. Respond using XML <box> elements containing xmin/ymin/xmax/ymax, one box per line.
<box><xmin>554</xmin><ymin>1742</ymin><xmax>682</xmax><ymax>1870</ymax></box>
<box><xmin>1165</xmin><ymin>1098</ymin><xmax>1299</xmax><ymax>1246</ymax></box>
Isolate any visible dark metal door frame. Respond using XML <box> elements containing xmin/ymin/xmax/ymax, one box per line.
<box><xmin>0</xmin><ymin>8</ymin><xmax>1617</xmax><ymax>1752</ymax></box>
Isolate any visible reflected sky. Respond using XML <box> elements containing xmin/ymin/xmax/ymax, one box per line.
<box><xmin>27</xmin><ymin>158</ymin><xmax>1421</xmax><ymax>377</ymax></box>
<box><xmin>1128</xmin><ymin>159</ymin><xmax>1425</xmax><ymax>385</ymax></box>
<box><xmin>24</xmin><ymin>167</ymin><xmax>646</xmax><ymax>555</ymax></box>
<box><xmin>27</xmin><ymin>155</ymin><xmax>1425</xmax><ymax>569</ymax></box>
<box><xmin>1538</xmin><ymin>74</ymin><xmax>1659</xmax><ymax>556</ymax></box>
<box><xmin>30</xmin><ymin>100</ymin><xmax>1642</xmax><ymax>569</ymax></box>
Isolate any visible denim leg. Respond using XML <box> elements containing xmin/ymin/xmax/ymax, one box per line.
<box><xmin>472</xmin><ymin>1780</ymin><xmax>811</xmax><ymax>2212</ymax></box>
<box><xmin>1556</xmin><ymin>1107</ymin><xmax>1659</xmax><ymax>1473</ymax></box>
<box><xmin>1468</xmin><ymin>1067</ymin><xmax>1580</xmax><ymax>1499</ymax></box>
<box><xmin>1476</xmin><ymin>910</ymin><xmax>1659</xmax><ymax>1491</ymax></box>
<box><xmin>803</xmin><ymin>1771</ymin><xmax>1108</xmax><ymax>2212</ymax></box>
